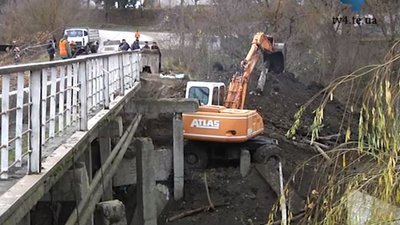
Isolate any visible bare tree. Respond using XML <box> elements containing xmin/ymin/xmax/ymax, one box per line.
<box><xmin>0</xmin><ymin>0</ymin><xmax>85</xmax><ymax>42</ymax></box>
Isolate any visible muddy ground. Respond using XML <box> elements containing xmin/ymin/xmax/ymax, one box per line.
<box><xmin>135</xmin><ymin>72</ymin><xmax>347</xmax><ymax>225</ymax></box>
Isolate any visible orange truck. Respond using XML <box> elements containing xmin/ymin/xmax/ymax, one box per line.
<box><xmin>182</xmin><ymin>32</ymin><xmax>285</xmax><ymax>169</ymax></box>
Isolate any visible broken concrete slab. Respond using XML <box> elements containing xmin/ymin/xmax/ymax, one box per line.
<box><xmin>124</xmin><ymin>98</ymin><xmax>198</xmax><ymax>118</ymax></box>
<box><xmin>95</xmin><ymin>200</ymin><xmax>127</xmax><ymax>225</ymax></box>
<box><xmin>112</xmin><ymin>148</ymin><xmax>172</xmax><ymax>187</ymax></box>
<box><xmin>348</xmin><ymin>190</ymin><xmax>400</xmax><ymax>225</ymax></box>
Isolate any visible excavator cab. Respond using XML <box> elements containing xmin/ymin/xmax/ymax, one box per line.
<box><xmin>185</xmin><ymin>81</ymin><xmax>226</xmax><ymax>106</ymax></box>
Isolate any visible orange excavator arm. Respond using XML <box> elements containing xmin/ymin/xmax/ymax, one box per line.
<box><xmin>223</xmin><ymin>32</ymin><xmax>277</xmax><ymax>109</ymax></box>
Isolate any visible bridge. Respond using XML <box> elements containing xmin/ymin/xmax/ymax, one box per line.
<box><xmin>0</xmin><ymin>51</ymin><xmax>198</xmax><ymax>225</ymax></box>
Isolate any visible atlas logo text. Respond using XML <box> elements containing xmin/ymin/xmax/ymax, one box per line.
<box><xmin>190</xmin><ymin>119</ymin><xmax>220</xmax><ymax>129</ymax></box>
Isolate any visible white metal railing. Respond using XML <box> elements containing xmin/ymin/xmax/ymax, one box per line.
<box><xmin>0</xmin><ymin>51</ymin><xmax>140</xmax><ymax>179</ymax></box>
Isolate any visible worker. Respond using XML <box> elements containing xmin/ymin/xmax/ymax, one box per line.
<box><xmin>119</xmin><ymin>39</ymin><xmax>130</xmax><ymax>51</ymax></box>
<box><xmin>131</xmin><ymin>38</ymin><xmax>140</xmax><ymax>51</ymax></box>
<box><xmin>11</xmin><ymin>41</ymin><xmax>21</xmax><ymax>64</ymax></box>
<box><xmin>135</xmin><ymin>30</ymin><xmax>140</xmax><ymax>40</ymax></box>
<box><xmin>58</xmin><ymin>35</ymin><xmax>72</xmax><ymax>59</ymax></box>
<box><xmin>151</xmin><ymin>41</ymin><xmax>161</xmax><ymax>72</ymax></box>
<box><xmin>70</xmin><ymin>41</ymin><xmax>77</xmax><ymax>57</ymax></box>
<box><xmin>46</xmin><ymin>36</ymin><xmax>56</xmax><ymax>61</ymax></box>
<box><xmin>142</xmin><ymin>41</ymin><xmax>150</xmax><ymax>49</ymax></box>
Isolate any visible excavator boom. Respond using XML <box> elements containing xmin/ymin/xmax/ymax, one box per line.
<box><xmin>223</xmin><ymin>32</ymin><xmax>284</xmax><ymax>109</ymax></box>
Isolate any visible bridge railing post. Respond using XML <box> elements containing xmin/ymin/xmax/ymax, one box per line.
<box><xmin>118</xmin><ymin>54</ymin><xmax>125</xmax><ymax>96</ymax></box>
<box><xmin>103</xmin><ymin>57</ymin><xmax>110</xmax><ymax>109</ymax></box>
<box><xmin>129</xmin><ymin>53</ymin><xmax>134</xmax><ymax>88</ymax></box>
<box><xmin>79</xmin><ymin>61</ymin><xmax>88</xmax><ymax>131</ymax></box>
<box><xmin>134</xmin><ymin>52</ymin><xmax>140</xmax><ymax>82</ymax></box>
<box><xmin>29</xmin><ymin>70</ymin><xmax>42</xmax><ymax>174</ymax></box>
<box><xmin>1</xmin><ymin>74</ymin><xmax>10</xmax><ymax>179</ymax></box>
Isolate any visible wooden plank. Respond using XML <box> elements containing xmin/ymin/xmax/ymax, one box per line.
<box><xmin>15</xmin><ymin>72</ymin><xmax>24</xmax><ymax>167</ymax></box>
<box><xmin>41</xmin><ymin>69</ymin><xmax>48</xmax><ymax>144</ymax></box>
<box><xmin>96</xmin><ymin>59</ymin><xmax>101</xmax><ymax>105</ymax></box>
<box><xmin>58</xmin><ymin>66</ymin><xmax>65</xmax><ymax>133</ymax></box>
<box><xmin>29</xmin><ymin>70</ymin><xmax>41</xmax><ymax>174</ymax></box>
<box><xmin>49</xmin><ymin>67</ymin><xmax>56</xmax><ymax>138</ymax></box>
<box><xmin>79</xmin><ymin>62</ymin><xmax>88</xmax><ymax>131</ymax></box>
<box><xmin>66</xmin><ymin>65</ymin><xmax>72</xmax><ymax>126</ymax></box>
<box><xmin>119</xmin><ymin>54</ymin><xmax>125</xmax><ymax>95</ymax></box>
<box><xmin>1</xmin><ymin>74</ymin><xmax>10</xmax><ymax>179</ymax></box>
<box><xmin>99</xmin><ymin>59</ymin><xmax>104</xmax><ymax>104</ymax></box>
<box><xmin>72</xmin><ymin>63</ymin><xmax>78</xmax><ymax>123</ymax></box>
<box><xmin>103</xmin><ymin>57</ymin><xmax>110</xmax><ymax>109</ymax></box>
<box><xmin>87</xmin><ymin>60</ymin><xmax>93</xmax><ymax>111</ymax></box>
<box><xmin>92</xmin><ymin>59</ymin><xmax>97</xmax><ymax>108</ymax></box>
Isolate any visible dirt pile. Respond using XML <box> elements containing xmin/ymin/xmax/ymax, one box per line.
<box><xmin>246</xmin><ymin>72</ymin><xmax>346</xmax><ymax>139</ymax></box>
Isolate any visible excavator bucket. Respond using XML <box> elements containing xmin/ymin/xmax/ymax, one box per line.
<box><xmin>264</xmin><ymin>51</ymin><xmax>285</xmax><ymax>74</ymax></box>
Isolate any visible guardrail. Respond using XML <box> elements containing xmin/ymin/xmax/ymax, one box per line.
<box><xmin>0</xmin><ymin>51</ymin><xmax>140</xmax><ymax>179</ymax></box>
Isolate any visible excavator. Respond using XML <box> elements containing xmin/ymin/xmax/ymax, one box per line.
<box><xmin>182</xmin><ymin>32</ymin><xmax>285</xmax><ymax>169</ymax></box>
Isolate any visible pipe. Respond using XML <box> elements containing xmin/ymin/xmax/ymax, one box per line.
<box><xmin>65</xmin><ymin>114</ymin><xmax>142</xmax><ymax>225</ymax></box>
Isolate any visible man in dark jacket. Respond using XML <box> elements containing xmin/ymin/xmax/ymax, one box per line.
<box><xmin>151</xmin><ymin>42</ymin><xmax>161</xmax><ymax>72</ymax></box>
<box><xmin>131</xmin><ymin>38</ymin><xmax>140</xmax><ymax>50</ymax></box>
<box><xmin>47</xmin><ymin>36</ymin><xmax>56</xmax><ymax>61</ymax></box>
<box><xmin>142</xmin><ymin>41</ymin><xmax>150</xmax><ymax>49</ymax></box>
<box><xmin>119</xmin><ymin>39</ymin><xmax>130</xmax><ymax>51</ymax></box>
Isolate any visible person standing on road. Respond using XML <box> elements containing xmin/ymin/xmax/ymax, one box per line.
<box><xmin>46</xmin><ymin>36</ymin><xmax>56</xmax><ymax>61</ymax></box>
<box><xmin>119</xmin><ymin>39</ymin><xmax>130</xmax><ymax>51</ymax></box>
<box><xmin>59</xmin><ymin>35</ymin><xmax>72</xmax><ymax>59</ymax></box>
<box><xmin>135</xmin><ymin>30</ymin><xmax>140</xmax><ymax>40</ymax></box>
<box><xmin>131</xmin><ymin>38</ymin><xmax>140</xmax><ymax>51</ymax></box>
<box><xmin>11</xmin><ymin>41</ymin><xmax>21</xmax><ymax>64</ymax></box>
<box><xmin>151</xmin><ymin>41</ymin><xmax>162</xmax><ymax>72</ymax></box>
<box><xmin>142</xmin><ymin>41</ymin><xmax>150</xmax><ymax>49</ymax></box>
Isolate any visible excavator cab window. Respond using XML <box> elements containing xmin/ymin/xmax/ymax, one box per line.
<box><xmin>188</xmin><ymin>87</ymin><xmax>209</xmax><ymax>105</ymax></box>
<box><xmin>212</xmin><ymin>86</ymin><xmax>225</xmax><ymax>106</ymax></box>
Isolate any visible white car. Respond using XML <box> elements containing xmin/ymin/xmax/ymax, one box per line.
<box><xmin>100</xmin><ymin>40</ymin><xmax>121</xmax><ymax>52</ymax></box>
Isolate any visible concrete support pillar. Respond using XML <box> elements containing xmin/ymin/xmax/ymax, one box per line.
<box><xmin>83</xmin><ymin>144</ymin><xmax>94</xmax><ymax>225</ymax></box>
<box><xmin>173</xmin><ymin>113</ymin><xmax>184</xmax><ymax>200</ymax></box>
<box><xmin>99</xmin><ymin>135</ymin><xmax>113</xmax><ymax>201</ymax></box>
<box><xmin>95</xmin><ymin>200</ymin><xmax>127</xmax><ymax>225</ymax></box>
<box><xmin>133</xmin><ymin>138</ymin><xmax>157</xmax><ymax>225</ymax></box>
<box><xmin>85</xmin><ymin>144</ymin><xmax>93</xmax><ymax>182</ymax></box>
<box><xmin>17</xmin><ymin>212</ymin><xmax>30</xmax><ymax>225</ymax></box>
<box><xmin>240</xmin><ymin>149</ymin><xmax>251</xmax><ymax>177</ymax></box>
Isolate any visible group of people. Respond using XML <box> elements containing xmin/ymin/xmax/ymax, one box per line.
<box><xmin>119</xmin><ymin>30</ymin><xmax>160</xmax><ymax>52</ymax></box>
<box><xmin>118</xmin><ymin>39</ymin><xmax>160</xmax><ymax>52</ymax></box>
<box><xmin>118</xmin><ymin>31</ymin><xmax>161</xmax><ymax>72</ymax></box>
<box><xmin>46</xmin><ymin>30</ymin><xmax>161</xmax><ymax>62</ymax></box>
<box><xmin>46</xmin><ymin>34</ymin><xmax>81</xmax><ymax>61</ymax></box>
<box><xmin>46</xmin><ymin>34</ymin><xmax>70</xmax><ymax>60</ymax></box>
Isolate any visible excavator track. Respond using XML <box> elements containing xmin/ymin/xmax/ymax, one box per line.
<box><xmin>183</xmin><ymin>136</ymin><xmax>284</xmax><ymax>170</ymax></box>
